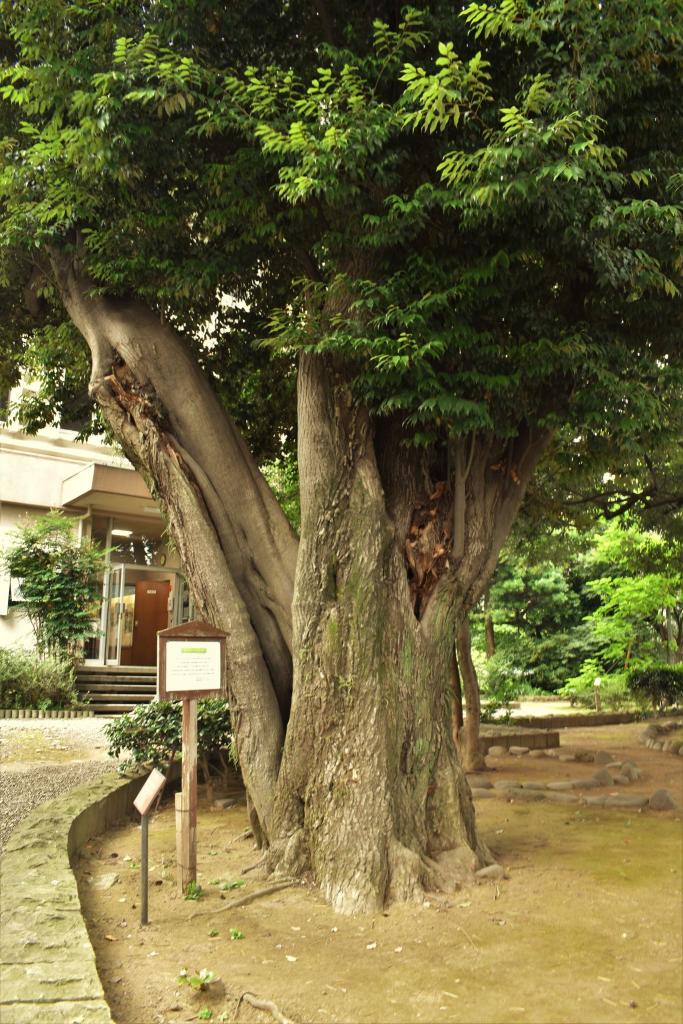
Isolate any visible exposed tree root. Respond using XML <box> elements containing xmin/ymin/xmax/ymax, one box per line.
<box><xmin>241</xmin><ymin>855</ymin><xmax>268</xmax><ymax>875</ymax></box>
<box><xmin>234</xmin><ymin>991</ymin><xmax>295</xmax><ymax>1024</ymax></box>
<box><xmin>188</xmin><ymin>880</ymin><xmax>294</xmax><ymax>920</ymax></box>
<box><xmin>226</xmin><ymin>827</ymin><xmax>253</xmax><ymax>846</ymax></box>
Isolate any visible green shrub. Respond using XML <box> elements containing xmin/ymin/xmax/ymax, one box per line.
<box><xmin>626</xmin><ymin>664</ymin><xmax>683</xmax><ymax>711</ymax></box>
<box><xmin>1</xmin><ymin>511</ymin><xmax>107</xmax><ymax>658</ymax></box>
<box><xmin>0</xmin><ymin>647</ymin><xmax>79</xmax><ymax>709</ymax></box>
<box><xmin>104</xmin><ymin>698</ymin><xmax>235</xmax><ymax>776</ymax></box>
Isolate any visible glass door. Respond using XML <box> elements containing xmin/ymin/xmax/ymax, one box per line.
<box><xmin>105</xmin><ymin>566</ymin><xmax>124</xmax><ymax>664</ymax></box>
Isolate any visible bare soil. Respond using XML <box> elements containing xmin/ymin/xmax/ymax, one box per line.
<box><xmin>75</xmin><ymin>720</ymin><xmax>683</xmax><ymax>1024</ymax></box>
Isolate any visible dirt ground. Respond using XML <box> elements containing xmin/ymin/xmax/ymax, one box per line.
<box><xmin>75</xmin><ymin>720</ymin><xmax>683</xmax><ymax>1024</ymax></box>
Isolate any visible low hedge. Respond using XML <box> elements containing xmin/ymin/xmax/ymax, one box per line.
<box><xmin>0</xmin><ymin>647</ymin><xmax>80</xmax><ymax>709</ymax></box>
<box><xmin>627</xmin><ymin>663</ymin><xmax>683</xmax><ymax>711</ymax></box>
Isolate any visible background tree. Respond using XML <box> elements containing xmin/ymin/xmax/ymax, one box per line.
<box><xmin>1</xmin><ymin>0</ymin><xmax>681</xmax><ymax>911</ymax></box>
<box><xmin>564</xmin><ymin>519</ymin><xmax>683</xmax><ymax>704</ymax></box>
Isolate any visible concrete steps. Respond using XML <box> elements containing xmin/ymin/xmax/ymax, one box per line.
<box><xmin>76</xmin><ymin>666</ymin><xmax>157</xmax><ymax>715</ymax></box>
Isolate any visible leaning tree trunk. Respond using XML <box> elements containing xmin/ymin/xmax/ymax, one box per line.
<box><xmin>51</xmin><ymin>253</ymin><xmax>297</xmax><ymax>837</ymax></box>
<box><xmin>268</xmin><ymin>355</ymin><xmax>489</xmax><ymax>913</ymax></box>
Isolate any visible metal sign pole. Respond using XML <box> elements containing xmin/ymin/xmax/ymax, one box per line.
<box><xmin>133</xmin><ymin>768</ymin><xmax>167</xmax><ymax>926</ymax></box>
<box><xmin>140</xmin><ymin>813</ymin><xmax>149</xmax><ymax>926</ymax></box>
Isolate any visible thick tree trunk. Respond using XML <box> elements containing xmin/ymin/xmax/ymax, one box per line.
<box><xmin>268</xmin><ymin>355</ymin><xmax>489</xmax><ymax>913</ymax></box>
<box><xmin>455</xmin><ymin>618</ymin><xmax>487</xmax><ymax>772</ymax></box>
<box><xmin>51</xmin><ymin>255</ymin><xmax>297</xmax><ymax>837</ymax></box>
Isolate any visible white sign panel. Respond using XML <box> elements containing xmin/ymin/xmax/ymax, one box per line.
<box><xmin>164</xmin><ymin>639</ymin><xmax>222</xmax><ymax>693</ymax></box>
<box><xmin>134</xmin><ymin>768</ymin><xmax>167</xmax><ymax>816</ymax></box>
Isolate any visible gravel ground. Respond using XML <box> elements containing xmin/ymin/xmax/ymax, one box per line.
<box><xmin>0</xmin><ymin>717</ymin><xmax>120</xmax><ymax>852</ymax></box>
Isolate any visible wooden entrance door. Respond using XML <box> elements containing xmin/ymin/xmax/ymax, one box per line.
<box><xmin>130</xmin><ymin>580</ymin><xmax>171</xmax><ymax>666</ymax></box>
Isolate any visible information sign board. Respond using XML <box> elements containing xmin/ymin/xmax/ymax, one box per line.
<box><xmin>157</xmin><ymin>620</ymin><xmax>227</xmax><ymax>701</ymax></box>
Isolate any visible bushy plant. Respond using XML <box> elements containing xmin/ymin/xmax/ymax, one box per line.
<box><xmin>104</xmin><ymin>698</ymin><xmax>234</xmax><ymax>777</ymax></box>
<box><xmin>0</xmin><ymin>647</ymin><xmax>79</xmax><ymax>709</ymax></box>
<box><xmin>559</xmin><ymin>659</ymin><xmax>630</xmax><ymax>710</ymax></box>
<box><xmin>627</xmin><ymin>664</ymin><xmax>683</xmax><ymax>712</ymax></box>
<box><xmin>1</xmin><ymin>512</ymin><xmax>107</xmax><ymax>658</ymax></box>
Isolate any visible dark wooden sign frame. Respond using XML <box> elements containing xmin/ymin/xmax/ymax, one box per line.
<box><xmin>157</xmin><ymin>619</ymin><xmax>227</xmax><ymax>701</ymax></box>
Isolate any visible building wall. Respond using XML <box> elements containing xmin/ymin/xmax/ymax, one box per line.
<box><xmin>0</xmin><ymin>388</ymin><xmax>153</xmax><ymax>653</ymax></box>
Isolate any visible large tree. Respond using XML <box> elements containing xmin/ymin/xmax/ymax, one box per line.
<box><xmin>1</xmin><ymin>0</ymin><xmax>681</xmax><ymax>911</ymax></box>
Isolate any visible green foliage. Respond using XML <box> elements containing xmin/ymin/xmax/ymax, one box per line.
<box><xmin>558</xmin><ymin>659</ymin><xmax>630</xmax><ymax>711</ymax></box>
<box><xmin>184</xmin><ymin>881</ymin><xmax>203</xmax><ymax>901</ymax></box>
<box><xmin>229</xmin><ymin>928</ymin><xmax>244</xmax><ymax>941</ymax></box>
<box><xmin>177</xmin><ymin>968</ymin><xmax>216</xmax><ymax>991</ymax></box>
<box><xmin>261</xmin><ymin>452</ymin><xmax>300</xmax><ymax>532</ymax></box>
<box><xmin>103</xmin><ymin>698</ymin><xmax>233</xmax><ymax>773</ymax></box>
<box><xmin>476</xmin><ymin>549</ymin><xmax>591</xmax><ymax>693</ymax></box>
<box><xmin>0</xmin><ymin>647</ymin><xmax>79</xmax><ymax>709</ymax></box>
<box><xmin>1</xmin><ymin>512</ymin><xmax>107</xmax><ymax>659</ymax></box>
<box><xmin>570</xmin><ymin>520</ymin><xmax>683</xmax><ymax>687</ymax></box>
<box><xmin>627</xmin><ymin>664</ymin><xmax>683</xmax><ymax>711</ymax></box>
<box><xmin>1</xmin><ymin>0</ymin><xmax>680</xmax><ymax>473</ymax></box>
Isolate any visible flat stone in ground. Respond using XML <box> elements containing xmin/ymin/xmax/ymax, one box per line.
<box><xmin>509</xmin><ymin>746</ymin><xmax>530</xmax><ymax>755</ymax></box>
<box><xmin>620</xmin><ymin>761</ymin><xmax>641</xmax><ymax>781</ymax></box>
<box><xmin>90</xmin><ymin>872</ymin><xmax>119</xmax><ymax>890</ymax></box>
<box><xmin>545</xmin><ymin>792</ymin><xmax>579</xmax><ymax>804</ymax></box>
<box><xmin>648</xmin><ymin>789</ymin><xmax>680</xmax><ymax>811</ymax></box>
<box><xmin>520</xmin><ymin>782</ymin><xmax>546</xmax><ymax>790</ymax></box>
<box><xmin>506</xmin><ymin>788</ymin><xmax>545</xmax><ymax>802</ymax></box>
<box><xmin>584</xmin><ymin>795</ymin><xmax>607</xmax><ymax>806</ymax></box>
<box><xmin>547</xmin><ymin>781</ymin><xmax>577</xmax><ymax>791</ymax></box>
<box><xmin>574</xmin><ymin>751</ymin><xmax>595</xmax><ymax>763</ymax></box>
<box><xmin>529</xmin><ymin>750</ymin><xmax>546</xmax><ymax>759</ymax></box>
<box><xmin>486</xmin><ymin>746</ymin><xmax>508</xmax><ymax>757</ymax></box>
<box><xmin>613</xmin><ymin>774</ymin><xmax>631</xmax><ymax>785</ymax></box>
<box><xmin>592</xmin><ymin>768</ymin><xmax>614</xmax><ymax>786</ymax></box>
<box><xmin>594</xmin><ymin>750</ymin><xmax>614</xmax><ymax>764</ymax></box>
<box><xmin>604</xmin><ymin>794</ymin><xmax>649</xmax><ymax>809</ymax></box>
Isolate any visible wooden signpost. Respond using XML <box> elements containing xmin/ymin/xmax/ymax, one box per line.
<box><xmin>157</xmin><ymin>620</ymin><xmax>227</xmax><ymax>895</ymax></box>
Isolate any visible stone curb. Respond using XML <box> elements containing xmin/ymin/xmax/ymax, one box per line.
<box><xmin>0</xmin><ymin>709</ymin><xmax>94</xmax><ymax>718</ymax></box>
<box><xmin>471</xmin><ymin>761</ymin><xmax>683</xmax><ymax>815</ymax></box>
<box><xmin>0</xmin><ymin>770</ymin><xmax>148</xmax><ymax>1023</ymax></box>
<box><xmin>639</xmin><ymin>719</ymin><xmax>683</xmax><ymax>756</ymax></box>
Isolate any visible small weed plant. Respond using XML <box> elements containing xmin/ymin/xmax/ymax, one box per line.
<box><xmin>177</xmin><ymin>968</ymin><xmax>216</xmax><ymax>991</ymax></box>
<box><xmin>183</xmin><ymin>881</ymin><xmax>203</xmax><ymax>901</ymax></box>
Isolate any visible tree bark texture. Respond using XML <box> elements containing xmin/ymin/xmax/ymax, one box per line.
<box><xmin>267</xmin><ymin>355</ymin><xmax>491</xmax><ymax>913</ymax></box>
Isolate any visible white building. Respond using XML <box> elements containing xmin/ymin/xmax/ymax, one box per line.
<box><xmin>0</xmin><ymin>389</ymin><xmax>193</xmax><ymax>671</ymax></box>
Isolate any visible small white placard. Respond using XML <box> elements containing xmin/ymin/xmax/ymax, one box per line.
<box><xmin>165</xmin><ymin>639</ymin><xmax>222</xmax><ymax>693</ymax></box>
<box><xmin>134</xmin><ymin>768</ymin><xmax>167</xmax><ymax>816</ymax></box>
